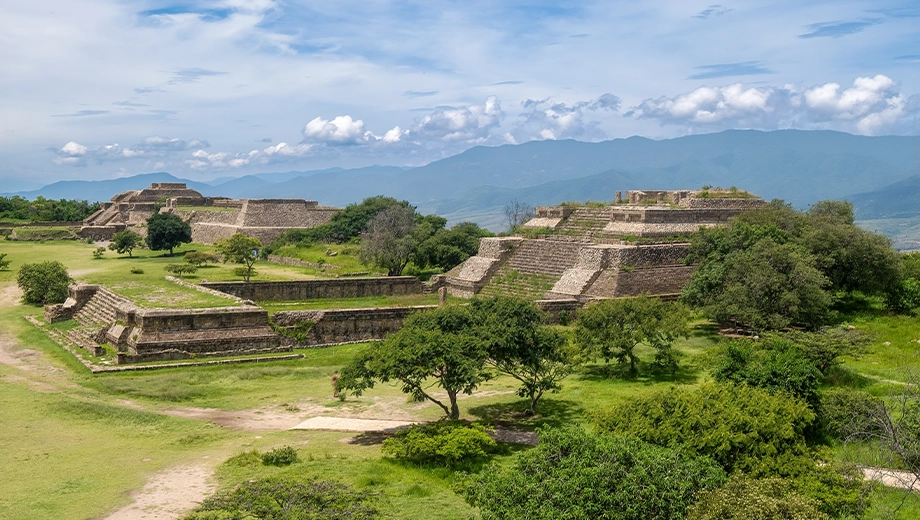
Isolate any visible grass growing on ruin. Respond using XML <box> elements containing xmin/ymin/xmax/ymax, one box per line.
<box><xmin>273</xmin><ymin>243</ymin><xmax>384</xmax><ymax>275</ymax></box>
<box><xmin>260</xmin><ymin>293</ymin><xmax>442</xmax><ymax>314</ymax></box>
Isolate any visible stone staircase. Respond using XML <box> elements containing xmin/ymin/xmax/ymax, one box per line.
<box><xmin>505</xmin><ymin>240</ymin><xmax>582</xmax><ymax>277</ymax></box>
<box><xmin>552</xmin><ymin>207</ymin><xmax>612</xmax><ymax>241</ymax></box>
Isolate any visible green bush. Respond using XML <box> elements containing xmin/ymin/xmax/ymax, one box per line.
<box><xmin>185</xmin><ymin>476</ymin><xmax>378</xmax><ymax>519</ymax></box>
<box><xmin>686</xmin><ymin>474</ymin><xmax>828</xmax><ymax>520</ymax></box>
<box><xmin>185</xmin><ymin>251</ymin><xmax>219</xmax><ymax>267</ymax></box>
<box><xmin>887</xmin><ymin>277</ymin><xmax>920</xmax><ymax>314</ymax></box>
<box><xmin>382</xmin><ymin>421</ymin><xmax>496</xmax><ymax>466</ymax></box>
<box><xmin>164</xmin><ymin>263</ymin><xmax>198</xmax><ymax>277</ymax></box>
<box><xmin>0</xmin><ymin>252</ymin><xmax>10</xmax><ymax>270</ymax></box>
<box><xmin>232</xmin><ymin>266</ymin><xmax>256</xmax><ymax>279</ymax></box>
<box><xmin>17</xmin><ymin>261</ymin><xmax>72</xmax><ymax>305</ymax></box>
<box><xmin>820</xmin><ymin>388</ymin><xmax>884</xmax><ymax>441</ymax></box>
<box><xmin>260</xmin><ymin>446</ymin><xmax>299</xmax><ymax>466</ymax></box>
<box><xmin>460</xmin><ymin>426</ymin><xmax>725</xmax><ymax>520</ymax></box>
<box><xmin>92</xmin><ymin>247</ymin><xmax>105</xmax><ymax>259</ymax></box>
<box><xmin>130</xmin><ymin>267</ymin><xmax>144</xmax><ymax>274</ymax></box>
<box><xmin>596</xmin><ymin>383</ymin><xmax>816</xmax><ymax>477</ymax></box>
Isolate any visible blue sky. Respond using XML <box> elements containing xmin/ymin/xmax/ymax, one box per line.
<box><xmin>1</xmin><ymin>0</ymin><xmax>918</xmax><ymax>186</ymax></box>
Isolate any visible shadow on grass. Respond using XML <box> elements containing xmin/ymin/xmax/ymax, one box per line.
<box><xmin>468</xmin><ymin>397</ymin><xmax>584</xmax><ymax>430</ymax></box>
<box><xmin>823</xmin><ymin>365</ymin><xmax>875</xmax><ymax>389</ymax></box>
<box><xmin>577</xmin><ymin>362</ymin><xmax>702</xmax><ymax>386</ymax></box>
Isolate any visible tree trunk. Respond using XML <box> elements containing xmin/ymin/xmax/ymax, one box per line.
<box><xmin>447</xmin><ymin>389</ymin><xmax>460</xmax><ymax>420</ymax></box>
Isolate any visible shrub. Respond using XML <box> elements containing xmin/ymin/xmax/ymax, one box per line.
<box><xmin>0</xmin><ymin>252</ymin><xmax>10</xmax><ymax>270</ymax></box>
<box><xmin>596</xmin><ymin>383</ymin><xmax>816</xmax><ymax>477</ymax></box>
<box><xmin>382</xmin><ymin>421</ymin><xmax>496</xmax><ymax>466</ymax></box>
<box><xmin>686</xmin><ymin>474</ymin><xmax>828</xmax><ymax>520</ymax></box>
<box><xmin>820</xmin><ymin>388</ymin><xmax>885</xmax><ymax>441</ymax></box>
<box><xmin>186</xmin><ymin>476</ymin><xmax>378</xmax><ymax>520</ymax></box>
<box><xmin>164</xmin><ymin>264</ymin><xmax>198</xmax><ymax>277</ymax></box>
<box><xmin>17</xmin><ymin>261</ymin><xmax>72</xmax><ymax>304</ymax></box>
<box><xmin>185</xmin><ymin>251</ymin><xmax>220</xmax><ymax>267</ymax></box>
<box><xmin>886</xmin><ymin>277</ymin><xmax>920</xmax><ymax>314</ymax></box>
<box><xmin>232</xmin><ymin>266</ymin><xmax>256</xmax><ymax>279</ymax></box>
<box><xmin>260</xmin><ymin>446</ymin><xmax>299</xmax><ymax>466</ymax></box>
<box><xmin>460</xmin><ymin>426</ymin><xmax>725</xmax><ymax>520</ymax></box>
<box><xmin>130</xmin><ymin>267</ymin><xmax>144</xmax><ymax>274</ymax></box>
<box><xmin>92</xmin><ymin>247</ymin><xmax>105</xmax><ymax>259</ymax></box>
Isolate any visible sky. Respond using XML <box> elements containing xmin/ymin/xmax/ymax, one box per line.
<box><xmin>1</xmin><ymin>0</ymin><xmax>918</xmax><ymax>188</ymax></box>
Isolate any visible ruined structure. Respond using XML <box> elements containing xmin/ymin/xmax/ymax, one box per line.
<box><xmin>446</xmin><ymin>189</ymin><xmax>764</xmax><ymax>301</ymax></box>
<box><xmin>80</xmin><ymin>183</ymin><xmax>339</xmax><ymax>243</ymax></box>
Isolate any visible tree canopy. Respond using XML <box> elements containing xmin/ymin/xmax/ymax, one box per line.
<box><xmin>0</xmin><ymin>196</ymin><xmax>100</xmax><ymax>222</ymax></box>
<box><xmin>17</xmin><ymin>261</ymin><xmax>72</xmax><ymax>305</ymax></box>
<box><xmin>574</xmin><ymin>295</ymin><xmax>690</xmax><ymax>375</ymax></box>
<box><xmin>358</xmin><ymin>205</ymin><xmax>418</xmax><ymax>276</ymax></box>
<box><xmin>216</xmin><ymin>233</ymin><xmax>262</xmax><ymax>282</ymax></box>
<box><xmin>145</xmin><ymin>212</ymin><xmax>192</xmax><ymax>256</ymax></box>
<box><xmin>107</xmin><ymin>230</ymin><xmax>143</xmax><ymax>257</ymax></box>
<box><xmin>338</xmin><ymin>304</ymin><xmax>489</xmax><ymax>419</ymax></box>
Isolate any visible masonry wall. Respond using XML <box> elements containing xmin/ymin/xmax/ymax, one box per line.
<box><xmin>202</xmin><ymin>277</ymin><xmax>424</xmax><ymax>301</ymax></box>
<box><xmin>273</xmin><ymin>306</ymin><xmax>433</xmax><ymax>346</ymax></box>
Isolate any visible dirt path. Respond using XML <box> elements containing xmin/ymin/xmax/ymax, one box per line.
<box><xmin>103</xmin><ymin>463</ymin><xmax>216</xmax><ymax>520</ymax></box>
<box><xmin>862</xmin><ymin>466</ymin><xmax>919</xmax><ymax>492</ymax></box>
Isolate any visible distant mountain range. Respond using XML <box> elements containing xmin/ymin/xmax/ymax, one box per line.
<box><xmin>5</xmin><ymin>130</ymin><xmax>918</xmax><ymax>231</ymax></box>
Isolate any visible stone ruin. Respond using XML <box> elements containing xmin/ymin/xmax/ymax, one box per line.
<box><xmin>80</xmin><ymin>182</ymin><xmax>339</xmax><ymax>244</ymax></box>
<box><xmin>445</xmin><ymin>189</ymin><xmax>764</xmax><ymax>302</ymax></box>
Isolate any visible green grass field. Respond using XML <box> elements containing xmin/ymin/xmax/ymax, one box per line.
<box><xmin>1</xmin><ymin>240</ymin><xmax>919</xmax><ymax>519</ymax></box>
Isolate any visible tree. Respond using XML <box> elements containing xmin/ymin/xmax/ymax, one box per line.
<box><xmin>337</xmin><ymin>305</ymin><xmax>489</xmax><ymax>419</ymax></box>
<box><xmin>574</xmin><ymin>295</ymin><xmax>690</xmax><ymax>375</ymax></box>
<box><xmin>145</xmin><ymin>212</ymin><xmax>192</xmax><ymax>256</ymax></box>
<box><xmin>164</xmin><ymin>263</ymin><xmax>198</xmax><ymax>278</ymax></box>
<box><xmin>216</xmin><ymin>233</ymin><xmax>262</xmax><ymax>282</ymax></box>
<box><xmin>469</xmin><ymin>296</ymin><xmax>574</xmax><ymax>415</ymax></box>
<box><xmin>460</xmin><ymin>426</ymin><xmax>726</xmax><ymax>520</ymax></box>
<box><xmin>504</xmin><ymin>199</ymin><xmax>534</xmax><ymax>231</ymax></box>
<box><xmin>683</xmin><ymin>238</ymin><xmax>831</xmax><ymax>331</ymax></box>
<box><xmin>107</xmin><ymin>230</ymin><xmax>143</xmax><ymax>257</ymax></box>
<box><xmin>414</xmin><ymin>222</ymin><xmax>495</xmax><ymax>271</ymax></box>
<box><xmin>0</xmin><ymin>252</ymin><xmax>10</xmax><ymax>270</ymax></box>
<box><xmin>358</xmin><ymin>205</ymin><xmax>417</xmax><ymax>276</ymax></box>
<box><xmin>17</xmin><ymin>261</ymin><xmax>72</xmax><ymax>305</ymax></box>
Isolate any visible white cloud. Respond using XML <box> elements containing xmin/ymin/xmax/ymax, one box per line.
<box><xmin>52</xmin><ymin>136</ymin><xmax>210</xmax><ymax>167</ymax></box>
<box><xmin>302</xmin><ymin>115</ymin><xmax>377</xmax><ymax>146</ymax></box>
<box><xmin>628</xmin><ymin>75</ymin><xmax>917</xmax><ymax>135</ymax></box>
<box><xmin>185</xmin><ymin>141</ymin><xmax>314</xmax><ymax>170</ymax></box>
<box><xmin>512</xmin><ymin>94</ymin><xmax>620</xmax><ymax>142</ymax></box>
<box><xmin>411</xmin><ymin>96</ymin><xmax>504</xmax><ymax>142</ymax></box>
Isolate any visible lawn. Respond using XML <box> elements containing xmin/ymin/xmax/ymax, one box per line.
<box><xmin>260</xmin><ymin>293</ymin><xmax>443</xmax><ymax>314</ymax></box>
<box><xmin>2</xmin><ymin>240</ymin><xmax>920</xmax><ymax>519</ymax></box>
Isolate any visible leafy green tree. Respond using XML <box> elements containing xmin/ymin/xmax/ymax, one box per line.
<box><xmin>683</xmin><ymin>238</ymin><xmax>831</xmax><ymax>331</ymax></box>
<box><xmin>414</xmin><ymin>222</ymin><xmax>493</xmax><ymax>271</ymax></box>
<box><xmin>460</xmin><ymin>426</ymin><xmax>725</xmax><ymax>520</ymax></box>
<box><xmin>358</xmin><ymin>205</ymin><xmax>417</xmax><ymax>276</ymax></box>
<box><xmin>0</xmin><ymin>252</ymin><xmax>11</xmax><ymax>270</ymax></box>
<box><xmin>574</xmin><ymin>295</ymin><xmax>690</xmax><ymax>375</ymax></box>
<box><xmin>164</xmin><ymin>263</ymin><xmax>198</xmax><ymax>278</ymax></box>
<box><xmin>17</xmin><ymin>261</ymin><xmax>72</xmax><ymax>304</ymax></box>
<box><xmin>186</xmin><ymin>476</ymin><xmax>379</xmax><ymax>520</ymax></box>
<box><xmin>596</xmin><ymin>383</ymin><xmax>816</xmax><ymax>476</ymax></box>
<box><xmin>216</xmin><ymin>233</ymin><xmax>262</xmax><ymax>282</ymax></box>
<box><xmin>107</xmin><ymin>230</ymin><xmax>143</xmax><ymax>257</ymax></box>
<box><xmin>469</xmin><ymin>296</ymin><xmax>573</xmax><ymax>415</ymax></box>
<box><xmin>774</xmin><ymin>327</ymin><xmax>869</xmax><ymax>375</ymax></box>
<box><xmin>886</xmin><ymin>277</ymin><xmax>920</xmax><ymax>314</ymax></box>
<box><xmin>145</xmin><ymin>212</ymin><xmax>192</xmax><ymax>256</ymax></box>
<box><xmin>338</xmin><ymin>305</ymin><xmax>489</xmax><ymax>419</ymax></box>
<box><xmin>686</xmin><ymin>475</ymin><xmax>829</xmax><ymax>520</ymax></box>
<box><xmin>712</xmin><ymin>339</ymin><xmax>822</xmax><ymax>409</ymax></box>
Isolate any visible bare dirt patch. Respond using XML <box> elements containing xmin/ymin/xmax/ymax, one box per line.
<box><xmin>160</xmin><ymin>402</ymin><xmax>328</xmax><ymax>431</ymax></box>
<box><xmin>103</xmin><ymin>462</ymin><xmax>216</xmax><ymax>520</ymax></box>
<box><xmin>0</xmin><ymin>283</ymin><xmax>23</xmax><ymax>307</ymax></box>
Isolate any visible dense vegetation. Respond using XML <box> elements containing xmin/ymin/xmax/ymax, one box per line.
<box><xmin>0</xmin><ymin>195</ymin><xmax>100</xmax><ymax>222</ymax></box>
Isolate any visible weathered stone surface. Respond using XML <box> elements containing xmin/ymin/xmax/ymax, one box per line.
<box><xmin>202</xmin><ymin>277</ymin><xmax>423</xmax><ymax>301</ymax></box>
<box><xmin>274</xmin><ymin>305</ymin><xmax>435</xmax><ymax>346</ymax></box>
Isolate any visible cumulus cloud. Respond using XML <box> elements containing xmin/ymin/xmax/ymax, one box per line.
<box><xmin>512</xmin><ymin>94</ymin><xmax>620</xmax><ymax>142</ymax></box>
<box><xmin>628</xmin><ymin>75</ymin><xmax>917</xmax><ymax>135</ymax></box>
<box><xmin>302</xmin><ymin>115</ymin><xmax>378</xmax><ymax>145</ymax></box>
<box><xmin>186</xmin><ymin>142</ymin><xmax>313</xmax><ymax>170</ymax></box>
<box><xmin>411</xmin><ymin>96</ymin><xmax>504</xmax><ymax>142</ymax></box>
<box><xmin>52</xmin><ymin>136</ymin><xmax>209</xmax><ymax>166</ymax></box>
